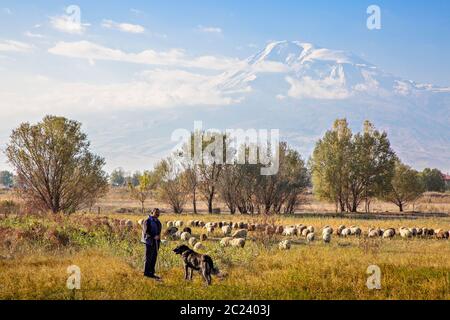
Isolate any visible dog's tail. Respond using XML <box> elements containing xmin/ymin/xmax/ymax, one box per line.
<box><xmin>203</xmin><ymin>255</ymin><xmax>220</xmax><ymax>275</ymax></box>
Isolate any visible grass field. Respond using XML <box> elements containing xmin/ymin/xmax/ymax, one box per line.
<box><xmin>1</xmin><ymin>212</ymin><xmax>449</xmax><ymax>300</ymax></box>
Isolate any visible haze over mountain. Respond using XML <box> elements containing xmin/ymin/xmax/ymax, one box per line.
<box><xmin>84</xmin><ymin>40</ymin><xmax>449</xmax><ymax>173</ymax></box>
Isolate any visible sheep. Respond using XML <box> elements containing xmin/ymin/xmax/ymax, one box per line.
<box><xmin>368</xmin><ymin>228</ymin><xmax>381</xmax><ymax>238</ymax></box>
<box><xmin>232</xmin><ymin>229</ymin><xmax>248</xmax><ymax>239</ymax></box>
<box><xmin>187</xmin><ymin>220</ymin><xmax>195</xmax><ymax>227</ymax></box>
<box><xmin>222</xmin><ymin>225</ymin><xmax>232</xmax><ymax>236</ymax></box>
<box><xmin>274</xmin><ymin>226</ymin><xmax>284</xmax><ymax>235</ymax></box>
<box><xmin>166</xmin><ymin>221</ymin><xmax>174</xmax><ymax>228</ymax></box>
<box><xmin>200</xmin><ymin>234</ymin><xmax>208</xmax><ymax>242</ymax></box>
<box><xmin>399</xmin><ymin>228</ymin><xmax>413</xmax><ymax>239</ymax></box>
<box><xmin>341</xmin><ymin>228</ymin><xmax>352</xmax><ymax>237</ymax></box>
<box><xmin>322</xmin><ymin>226</ymin><xmax>333</xmax><ymax>236</ymax></box>
<box><xmin>435</xmin><ymin>229</ymin><xmax>450</xmax><ymax>240</ymax></box>
<box><xmin>181</xmin><ymin>232</ymin><xmax>191</xmax><ymax>241</ymax></box>
<box><xmin>283</xmin><ymin>227</ymin><xmax>298</xmax><ymax>237</ymax></box>
<box><xmin>199</xmin><ymin>221</ymin><xmax>205</xmax><ymax>227</ymax></box>
<box><xmin>183</xmin><ymin>227</ymin><xmax>192</xmax><ymax>235</ymax></box>
<box><xmin>297</xmin><ymin>225</ymin><xmax>307</xmax><ymax>235</ymax></box>
<box><xmin>265</xmin><ymin>225</ymin><xmax>276</xmax><ymax>236</ymax></box>
<box><xmin>306</xmin><ymin>232</ymin><xmax>315</xmax><ymax>243</ymax></box>
<box><xmin>206</xmin><ymin>226</ymin><xmax>215</xmax><ymax>234</ymax></box>
<box><xmin>230</xmin><ymin>238</ymin><xmax>246</xmax><ymax>248</ymax></box>
<box><xmin>337</xmin><ymin>225</ymin><xmax>346</xmax><ymax>236</ymax></box>
<box><xmin>194</xmin><ymin>242</ymin><xmax>205</xmax><ymax>251</ymax></box>
<box><xmin>174</xmin><ymin>221</ymin><xmax>184</xmax><ymax>228</ymax></box>
<box><xmin>164</xmin><ymin>227</ymin><xmax>179</xmax><ymax>238</ymax></box>
<box><xmin>350</xmin><ymin>227</ymin><xmax>362</xmax><ymax>237</ymax></box>
<box><xmin>188</xmin><ymin>237</ymin><xmax>197</xmax><ymax>247</ymax></box>
<box><xmin>220</xmin><ymin>237</ymin><xmax>234</xmax><ymax>247</ymax></box>
<box><xmin>232</xmin><ymin>222</ymin><xmax>240</xmax><ymax>229</ymax></box>
<box><xmin>409</xmin><ymin>228</ymin><xmax>418</xmax><ymax>237</ymax></box>
<box><xmin>307</xmin><ymin>226</ymin><xmax>315</xmax><ymax>233</ymax></box>
<box><xmin>383</xmin><ymin>229</ymin><xmax>396</xmax><ymax>239</ymax></box>
<box><xmin>322</xmin><ymin>232</ymin><xmax>332</xmax><ymax>243</ymax></box>
<box><xmin>279</xmin><ymin>240</ymin><xmax>292</xmax><ymax>250</ymax></box>
<box><xmin>301</xmin><ymin>228</ymin><xmax>311</xmax><ymax>237</ymax></box>
<box><xmin>238</xmin><ymin>222</ymin><xmax>246</xmax><ymax>229</ymax></box>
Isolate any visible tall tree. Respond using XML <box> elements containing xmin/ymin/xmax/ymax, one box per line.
<box><xmin>154</xmin><ymin>156</ymin><xmax>187</xmax><ymax>214</ymax></box>
<box><xmin>382</xmin><ymin>162</ymin><xmax>425</xmax><ymax>212</ymax></box>
<box><xmin>110</xmin><ymin>168</ymin><xmax>127</xmax><ymax>187</ymax></box>
<box><xmin>128</xmin><ymin>171</ymin><xmax>157</xmax><ymax>213</ymax></box>
<box><xmin>0</xmin><ymin>171</ymin><xmax>14</xmax><ymax>188</ymax></box>
<box><xmin>5</xmin><ymin>116</ymin><xmax>109</xmax><ymax>214</ymax></box>
<box><xmin>420</xmin><ymin>168</ymin><xmax>446</xmax><ymax>192</ymax></box>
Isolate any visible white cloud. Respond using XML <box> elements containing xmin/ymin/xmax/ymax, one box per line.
<box><xmin>197</xmin><ymin>25</ymin><xmax>223</xmax><ymax>34</ymax></box>
<box><xmin>0</xmin><ymin>40</ymin><xmax>33</xmax><ymax>53</ymax></box>
<box><xmin>0</xmin><ymin>70</ymin><xmax>237</xmax><ymax>115</ymax></box>
<box><xmin>50</xmin><ymin>14</ymin><xmax>90</xmax><ymax>34</ymax></box>
<box><xmin>102</xmin><ymin>20</ymin><xmax>145</xmax><ymax>34</ymax></box>
<box><xmin>48</xmin><ymin>40</ymin><xmax>243</xmax><ymax>71</ymax></box>
<box><xmin>286</xmin><ymin>76</ymin><xmax>351</xmax><ymax>100</ymax></box>
<box><xmin>24</xmin><ymin>31</ymin><xmax>45</xmax><ymax>38</ymax></box>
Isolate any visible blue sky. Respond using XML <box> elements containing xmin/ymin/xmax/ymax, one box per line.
<box><xmin>1</xmin><ymin>0</ymin><xmax>450</xmax><ymax>85</ymax></box>
<box><xmin>0</xmin><ymin>1</ymin><xmax>449</xmax><ymax>172</ymax></box>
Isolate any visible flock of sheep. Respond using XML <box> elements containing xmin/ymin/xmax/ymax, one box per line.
<box><xmin>135</xmin><ymin>218</ymin><xmax>450</xmax><ymax>252</ymax></box>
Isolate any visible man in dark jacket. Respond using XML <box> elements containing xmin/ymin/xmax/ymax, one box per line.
<box><xmin>142</xmin><ymin>208</ymin><xmax>162</xmax><ymax>279</ymax></box>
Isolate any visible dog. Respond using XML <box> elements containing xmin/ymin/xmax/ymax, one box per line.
<box><xmin>173</xmin><ymin>245</ymin><xmax>219</xmax><ymax>285</ymax></box>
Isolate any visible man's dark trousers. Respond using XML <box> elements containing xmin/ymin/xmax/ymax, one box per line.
<box><xmin>144</xmin><ymin>240</ymin><xmax>159</xmax><ymax>277</ymax></box>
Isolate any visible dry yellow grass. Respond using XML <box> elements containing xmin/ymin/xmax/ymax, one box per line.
<box><xmin>1</xmin><ymin>213</ymin><xmax>449</xmax><ymax>300</ymax></box>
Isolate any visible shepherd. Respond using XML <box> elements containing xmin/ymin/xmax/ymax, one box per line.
<box><xmin>142</xmin><ymin>208</ymin><xmax>162</xmax><ymax>280</ymax></box>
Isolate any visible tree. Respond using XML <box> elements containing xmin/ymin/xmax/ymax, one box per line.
<box><xmin>421</xmin><ymin>168</ymin><xmax>446</xmax><ymax>192</ymax></box>
<box><xmin>310</xmin><ymin>119</ymin><xmax>396</xmax><ymax>213</ymax></box>
<box><xmin>0</xmin><ymin>171</ymin><xmax>14</xmax><ymax>188</ymax></box>
<box><xmin>154</xmin><ymin>156</ymin><xmax>187</xmax><ymax>214</ymax></box>
<box><xmin>382</xmin><ymin>162</ymin><xmax>425</xmax><ymax>212</ymax></box>
<box><xmin>5</xmin><ymin>116</ymin><xmax>109</xmax><ymax>214</ymax></box>
<box><xmin>110</xmin><ymin>168</ymin><xmax>127</xmax><ymax>187</ymax></box>
<box><xmin>128</xmin><ymin>171</ymin><xmax>157</xmax><ymax>214</ymax></box>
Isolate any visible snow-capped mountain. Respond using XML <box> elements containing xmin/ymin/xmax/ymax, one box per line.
<box><xmin>45</xmin><ymin>41</ymin><xmax>450</xmax><ymax>173</ymax></box>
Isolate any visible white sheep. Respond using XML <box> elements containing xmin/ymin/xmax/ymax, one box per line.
<box><xmin>194</xmin><ymin>242</ymin><xmax>205</xmax><ymax>251</ymax></box>
<box><xmin>368</xmin><ymin>228</ymin><xmax>381</xmax><ymax>238</ymax></box>
<box><xmin>337</xmin><ymin>225</ymin><xmax>346</xmax><ymax>236</ymax></box>
<box><xmin>306</xmin><ymin>232</ymin><xmax>315</xmax><ymax>243</ymax></box>
<box><xmin>180</xmin><ymin>232</ymin><xmax>191</xmax><ymax>241</ymax></box>
<box><xmin>383</xmin><ymin>229</ymin><xmax>396</xmax><ymax>239</ymax></box>
<box><xmin>206</xmin><ymin>226</ymin><xmax>215</xmax><ymax>234</ymax></box>
<box><xmin>341</xmin><ymin>228</ymin><xmax>352</xmax><ymax>237</ymax></box>
<box><xmin>188</xmin><ymin>237</ymin><xmax>197</xmax><ymax>247</ymax></box>
<box><xmin>222</xmin><ymin>225</ymin><xmax>232</xmax><ymax>236</ymax></box>
<box><xmin>279</xmin><ymin>240</ymin><xmax>292</xmax><ymax>250</ymax></box>
<box><xmin>232</xmin><ymin>229</ymin><xmax>248</xmax><ymax>239</ymax></box>
<box><xmin>230</xmin><ymin>238</ymin><xmax>246</xmax><ymax>248</ymax></box>
<box><xmin>350</xmin><ymin>227</ymin><xmax>362</xmax><ymax>237</ymax></box>
<box><xmin>399</xmin><ymin>228</ymin><xmax>413</xmax><ymax>239</ymax></box>
<box><xmin>283</xmin><ymin>227</ymin><xmax>297</xmax><ymax>237</ymax></box>
<box><xmin>322</xmin><ymin>226</ymin><xmax>334</xmax><ymax>235</ymax></box>
<box><xmin>307</xmin><ymin>226</ymin><xmax>315</xmax><ymax>233</ymax></box>
<box><xmin>220</xmin><ymin>237</ymin><xmax>234</xmax><ymax>247</ymax></box>
<box><xmin>322</xmin><ymin>232</ymin><xmax>331</xmax><ymax>243</ymax></box>
<box><xmin>174</xmin><ymin>221</ymin><xmax>184</xmax><ymax>228</ymax></box>
<box><xmin>301</xmin><ymin>228</ymin><xmax>311</xmax><ymax>237</ymax></box>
